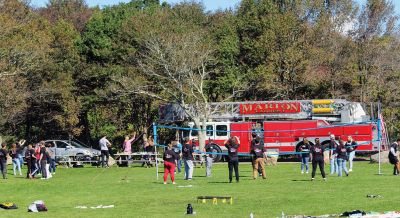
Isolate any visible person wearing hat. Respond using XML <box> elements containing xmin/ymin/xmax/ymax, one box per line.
<box><xmin>389</xmin><ymin>138</ymin><xmax>400</xmax><ymax>175</ymax></box>
<box><xmin>329</xmin><ymin>134</ymin><xmax>338</xmax><ymax>175</ymax></box>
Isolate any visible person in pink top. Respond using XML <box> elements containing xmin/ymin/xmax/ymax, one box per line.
<box><xmin>123</xmin><ymin>132</ymin><xmax>136</xmax><ymax>167</ymax></box>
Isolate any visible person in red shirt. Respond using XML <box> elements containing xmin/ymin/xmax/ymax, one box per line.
<box><xmin>163</xmin><ymin>143</ymin><xmax>178</xmax><ymax>184</ymax></box>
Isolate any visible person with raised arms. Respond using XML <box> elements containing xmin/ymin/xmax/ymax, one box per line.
<box><xmin>225</xmin><ymin>136</ymin><xmax>240</xmax><ymax>183</ymax></box>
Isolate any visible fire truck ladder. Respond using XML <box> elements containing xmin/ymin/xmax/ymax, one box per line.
<box><xmin>208</xmin><ymin>99</ymin><xmax>368</xmax><ymax>123</ymax></box>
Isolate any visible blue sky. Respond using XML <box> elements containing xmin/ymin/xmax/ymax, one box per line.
<box><xmin>30</xmin><ymin>0</ymin><xmax>400</xmax><ymax>14</ymax></box>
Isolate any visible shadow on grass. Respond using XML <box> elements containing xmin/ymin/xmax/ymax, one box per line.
<box><xmin>291</xmin><ymin>179</ymin><xmax>311</xmax><ymax>182</ymax></box>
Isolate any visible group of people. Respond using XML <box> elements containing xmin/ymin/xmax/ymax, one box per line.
<box><xmin>162</xmin><ymin>134</ymin><xmax>268</xmax><ymax>184</ymax></box>
<box><xmin>298</xmin><ymin>135</ymin><xmax>359</xmax><ymax>180</ymax></box>
<box><xmin>0</xmin><ymin>140</ymin><xmax>56</xmax><ymax>180</ymax></box>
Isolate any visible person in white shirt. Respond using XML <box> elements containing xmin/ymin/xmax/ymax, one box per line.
<box><xmin>99</xmin><ymin>136</ymin><xmax>112</xmax><ymax>168</ymax></box>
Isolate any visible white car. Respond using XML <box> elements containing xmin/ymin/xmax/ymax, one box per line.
<box><xmin>44</xmin><ymin>140</ymin><xmax>101</xmax><ymax>161</ymax></box>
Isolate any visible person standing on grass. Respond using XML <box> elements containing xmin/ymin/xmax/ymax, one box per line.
<box><xmin>299</xmin><ymin>138</ymin><xmax>311</xmax><ymax>174</ymax></box>
<box><xmin>204</xmin><ymin>141</ymin><xmax>213</xmax><ymax>177</ymax></box>
<box><xmin>336</xmin><ymin>140</ymin><xmax>349</xmax><ymax>177</ymax></box>
<box><xmin>45</xmin><ymin>144</ymin><xmax>52</xmax><ymax>179</ymax></box>
<box><xmin>329</xmin><ymin>134</ymin><xmax>338</xmax><ymax>175</ymax></box>
<box><xmin>34</xmin><ymin>143</ymin><xmax>41</xmax><ymax>175</ymax></box>
<box><xmin>172</xmin><ymin>141</ymin><xmax>182</xmax><ymax>174</ymax></box>
<box><xmin>39</xmin><ymin>142</ymin><xmax>48</xmax><ymax>179</ymax></box>
<box><xmin>99</xmin><ymin>135</ymin><xmax>112</xmax><ymax>168</ymax></box>
<box><xmin>163</xmin><ymin>143</ymin><xmax>178</xmax><ymax>184</ymax></box>
<box><xmin>10</xmin><ymin>143</ymin><xmax>22</xmax><ymax>176</ymax></box>
<box><xmin>25</xmin><ymin>144</ymin><xmax>36</xmax><ymax>179</ymax></box>
<box><xmin>251</xmin><ymin>132</ymin><xmax>263</xmax><ymax>176</ymax></box>
<box><xmin>182</xmin><ymin>137</ymin><xmax>194</xmax><ymax>180</ymax></box>
<box><xmin>250</xmin><ymin>136</ymin><xmax>266</xmax><ymax>180</ymax></box>
<box><xmin>0</xmin><ymin>143</ymin><xmax>8</xmax><ymax>179</ymax></box>
<box><xmin>17</xmin><ymin>139</ymin><xmax>26</xmax><ymax>167</ymax></box>
<box><xmin>388</xmin><ymin>138</ymin><xmax>400</xmax><ymax>176</ymax></box>
<box><xmin>49</xmin><ymin>143</ymin><xmax>56</xmax><ymax>174</ymax></box>
<box><xmin>310</xmin><ymin>138</ymin><xmax>326</xmax><ymax>181</ymax></box>
<box><xmin>142</xmin><ymin>136</ymin><xmax>154</xmax><ymax>168</ymax></box>
<box><xmin>345</xmin><ymin>136</ymin><xmax>358</xmax><ymax>172</ymax></box>
<box><xmin>225</xmin><ymin>136</ymin><xmax>240</xmax><ymax>183</ymax></box>
<box><xmin>123</xmin><ymin>132</ymin><xmax>136</xmax><ymax>167</ymax></box>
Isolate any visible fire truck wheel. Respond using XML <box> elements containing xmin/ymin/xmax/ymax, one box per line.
<box><xmin>209</xmin><ymin>144</ymin><xmax>223</xmax><ymax>163</ymax></box>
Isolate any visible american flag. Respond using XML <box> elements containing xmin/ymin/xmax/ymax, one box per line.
<box><xmin>378</xmin><ymin>113</ymin><xmax>388</xmax><ymax>149</ymax></box>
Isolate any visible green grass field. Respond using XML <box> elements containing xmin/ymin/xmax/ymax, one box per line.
<box><xmin>0</xmin><ymin>161</ymin><xmax>399</xmax><ymax>218</ymax></box>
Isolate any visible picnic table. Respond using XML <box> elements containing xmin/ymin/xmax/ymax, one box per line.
<box><xmin>114</xmin><ymin>152</ymin><xmax>161</xmax><ymax>167</ymax></box>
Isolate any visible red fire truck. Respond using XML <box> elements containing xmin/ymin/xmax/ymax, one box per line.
<box><xmin>159</xmin><ymin>99</ymin><xmax>385</xmax><ymax>162</ymax></box>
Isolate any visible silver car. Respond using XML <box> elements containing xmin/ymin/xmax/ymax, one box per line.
<box><xmin>44</xmin><ymin>140</ymin><xmax>101</xmax><ymax>161</ymax></box>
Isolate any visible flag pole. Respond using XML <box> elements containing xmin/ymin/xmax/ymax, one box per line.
<box><xmin>153</xmin><ymin>123</ymin><xmax>159</xmax><ymax>180</ymax></box>
<box><xmin>377</xmin><ymin>102</ymin><xmax>382</xmax><ymax>175</ymax></box>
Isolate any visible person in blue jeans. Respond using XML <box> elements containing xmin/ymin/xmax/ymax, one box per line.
<box><xmin>172</xmin><ymin>141</ymin><xmax>182</xmax><ymax>174</ymax></box>
<box><xmin>328</xmin><ymin>134</ymin><xmax>338</xmax><ymax>175</ymax></box>
<box><xmin>345</xmin><ymin>136</ymin><xmax>358</xmax><ymax>172</ymax></box>
<box><xmin>299</xmin><ymin>138</ymin><xmax>310</xmax><ymax>174</ymax></box>
<box><xmin>336</xmin><ymin>140</ymin><xmax>349</xmax><ymax>177</ymax></box>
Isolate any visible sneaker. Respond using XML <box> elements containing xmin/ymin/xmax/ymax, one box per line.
<box><xmin>346</xmin><ymin>173</ymin><xmax>349</xmax><ymax>177</ymax></box>
<box><xmin>323</xmin><ymin>178</ymin><xmax>327</xmax><ymax>182</ymax></box>
<box><xmin>172</xmin><ymin>182</ymin><xmax>176</xmax><ymax>185</ymax></box>
<box><xmin>301</xmin><ymin>171</ymin><xmax>304</xmax><ymax>174</ymax></box>
<box><xmin>41</xmin><ymin>178</ymin><xmax>46</xmax><ymax>180</ymax></box>
<box><xmin>306</xmin><ymin>171</ymin><xmax>309</xmax><ymax>174</ymax></box>
<box><xmin>163</xmin><ymin>182</ymin><xmax>167</xmax><ymax>184</ymax></box>
<box><xmin>349</xmin><ymin>169</ymin><xmax>353</xmax><ymax>172</ymax></box>
<box><xmin>311</xmin><ymin>178</ymin><xmax>314</xmax><ymax>181</ymax></box>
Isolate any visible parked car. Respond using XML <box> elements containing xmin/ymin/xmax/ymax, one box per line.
<box><xmin>44</xmin><ymin>140</ymin><xmax>101</xmax><ymax>161</ymax></box>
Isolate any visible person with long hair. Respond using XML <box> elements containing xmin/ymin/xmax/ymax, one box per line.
<box><xmin>310</xmin><ymin>138</ymin><xmax>326</xmax><ymax>181</ymax></box>
<box><xmin>299</xmin><ymin>138</ymin><xmax>311</xmax><ymax>174</ymax></box>
<box><xmin>163</xmin><ymin>143</ymin><xmax>177</xmax><ymax>184</ymax></box>
<box><xmin>25</xmin><ymin>144</ymin><xmax>36</xmax><ymax>179</ymax></box>
<box><xmin>0</xmin><ymin>143</ymin><xmax>8</xmax><ymax>179</ymax></box>
<box><xmin>336</xmin><ymin>140</ymin><xmax>349</xmax><ymax>177</ymax></box>
<box><xmin>9</xmin><ymin>143</ymin><xmax>22</xmax><ymax>176</ymax></box>
<box><xmin>250</xmin><ymin>136</ymin><xmax>266</xmax><ymax>180</ymax></box>
<box><xmin>123</xmin><ymin>132</ymin><xmax>136</xmax><ymax>167</ymax></box>
<box><xmin>345</xmin><ymin>136</ymin><xmax>358</xmax><ymax>172</ymax></box>
<box><xmin>329</xmin><ymin>134</ymin><xmax>338</xmax><ymax>175</ymax></box>
<box><xmin>225</xmin><ymin>136</ymin><xmax>240</xmax><ymax>183</ymax></box>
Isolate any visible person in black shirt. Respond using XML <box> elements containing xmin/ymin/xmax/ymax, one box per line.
<box><xmin>310</xmin><ymin>138</ymin><xmax>326</xmax><ymax>181</ymax></box>
<box><xmin>299</xmin><ymin>138</ymin><xmax>311</xmax><ymax>174</ymax></box>
<box><xmin>388</xmin><ymin>138</ymin><xmax>400</xmax><ymax>175</ymax></box>
<box><xmin>204</xmin><ymin>142</ymin><xmax>214</xmax><ymax>177</ymax></box>
<box><xmin>251</xmin><ymin>136</ymin><xmax>266</xmax><ymax>179</ymax></box>
<box><xmin>251</xmin><ymin>133</ymin><xmax>263</xmax><ymax>176</ymax></box>
<box><xmin>0</xmin><ymin>143</ymin><xmax>8</xmax><ymax>179</ymax></box>
<box><xmin>225</xmin><ymin>136</ymin><xmax>240</xmax><ymax>183</ymax></box>
<box><xmin>39</xmin><ymin>142</ymin><xmax>48</xmax><ymax>179</ymax></box>
<box><xmin>336</xmin><ymin>140</ymin><xmax>349</xmax><ymax>177</ymax></box>
<box><xmin>163</xmin><ymin>143</ymin><xmax>178</xmax><ymax>184</ymax></box>
<box><xmin>25</xmin><ymin>144</ymin><xmax>36</xmax><ymax>179</ymax></box>
<box><xmin>182</xmin><ymin>137</ymin><xmax>194</xmax><ymax>180</ymax></box>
